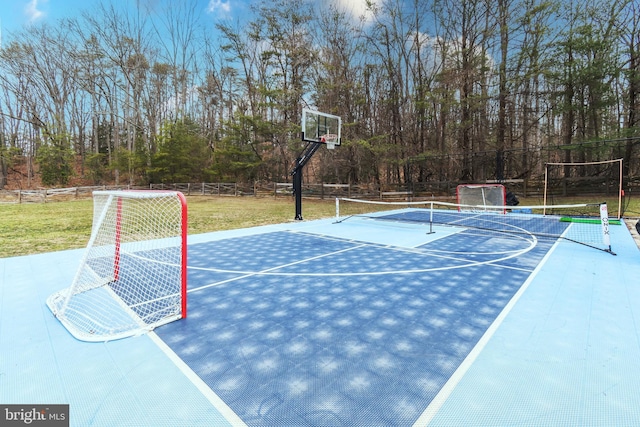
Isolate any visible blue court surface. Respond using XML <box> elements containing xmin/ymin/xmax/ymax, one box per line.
<box><xmin>2</xmin><ymin>208</ymin><xmax>640</xmax><ymax>426</ymax></box>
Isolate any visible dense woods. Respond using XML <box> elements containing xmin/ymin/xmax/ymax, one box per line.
<box><xmin>0</xmin><ymin>0</ymin><xmax>638</xmax><ymax>194</ymax></box>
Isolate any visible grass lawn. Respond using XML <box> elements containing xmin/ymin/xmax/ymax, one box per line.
<box><xmin>0</xmin><ymin>196</ymin><xmax>337</xmax><ymax>258</ymax></box>
<box><xmin>2</xmin><ymin>194</ymin><xmax>638</xmax><ymax>258</ymax></box>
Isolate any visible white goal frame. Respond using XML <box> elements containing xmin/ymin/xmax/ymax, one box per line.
<box><xmin>47</xmin><ymin>190</ymin><xmax>188</xmax><ymax>341</ymax></box>
<box><xmin>543</xmin><ymin>158</ymin><xmax>623</xmax><ymax>219</ymax></box>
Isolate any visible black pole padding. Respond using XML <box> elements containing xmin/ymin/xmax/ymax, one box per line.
<box><xmin>294</xmin><ymin>157</ymin><xmax>303</xmax><ymax>220</ymax></box>
<box><xmin>291</xmin><ymin>142</ymin><xmax>322</xmax><ymax>220</ymax></box>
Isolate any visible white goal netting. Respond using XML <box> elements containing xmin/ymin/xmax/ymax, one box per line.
<box><xmin>456</xmin><ymin>184</ymin><xmax>507</xmax><ymax>211</ymax></box>
<box><xmin>47</xmin><ymin>190</ymin><xmax>188</xmax><ymax>341</ymax></box>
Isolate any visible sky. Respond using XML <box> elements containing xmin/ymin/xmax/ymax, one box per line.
<box><xmin>0</xmin><ymin>0</ymin><xmax>227</xmax><ymax>37</ymax></box>
<box><xmin>0</xmin><ymin>0</ymin><xmax>379</xmax><ymax>45</ymax></box>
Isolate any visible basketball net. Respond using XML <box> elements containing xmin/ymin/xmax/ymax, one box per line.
<box><xmin>320</xmin><ymin>134</ymin><xmax>338</xmax><ymax>150</ymax></box>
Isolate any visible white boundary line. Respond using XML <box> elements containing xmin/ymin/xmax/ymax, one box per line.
<box><xmin>148</xmin><ymin>331</ymin><xmax>248</xmax><ymax>427</ymax></box>
<box><xmin>412</xmin><ymin>237</ymin><xmax>562</xmax><ymax>426</ymax></box>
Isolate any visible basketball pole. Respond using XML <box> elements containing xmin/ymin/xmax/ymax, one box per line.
<box><xmin>291</xmin><ymin>141</ymin><xmax>322</xmax><ymax>220</ymax></box>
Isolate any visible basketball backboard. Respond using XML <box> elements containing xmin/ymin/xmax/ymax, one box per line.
<box><xmin>301</xmin><ymin>108</ymin><xmax>341</xmax><ymax>147</ymax></box>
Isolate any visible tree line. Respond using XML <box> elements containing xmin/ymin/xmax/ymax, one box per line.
<box><xmin>0</xmin><ymin>0</ymin><xmax>638</xmax><ymax>191</ymax></box>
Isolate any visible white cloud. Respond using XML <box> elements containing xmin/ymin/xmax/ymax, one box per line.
<box><xmin>331</xmin><ymin>0</ymin><xmax>382</xmax><ymax>24</ymax></box>
<box><xmin>207</xmin><ymin>0</ymin><xmax>231</xmax><ymax>15</ymax></box>
<box><xmin>24</xmin><ymin>0</ymin><xmax>47</xmax><ymax>24</ymax></box>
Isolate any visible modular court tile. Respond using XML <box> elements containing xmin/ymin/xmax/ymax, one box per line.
<box><xmin>1</xmin><ymin>213</ymin><xmax>639</xmax><ymax>426</ymax></box>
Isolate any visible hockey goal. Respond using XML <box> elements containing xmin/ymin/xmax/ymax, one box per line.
<box><xmin>456</xmin><ymin>184</ymin><xmax>506</xmax><ymax>211</ymax></box>
<box><xmin>47</xmin><ymin>190</ymin><xmax>188</xmax><ymax>341</ymax></box>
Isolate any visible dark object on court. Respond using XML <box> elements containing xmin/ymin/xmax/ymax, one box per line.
<box><xmin>506</xmin><ymin>191</ymin><xmax>520</xmax><ymax>206</ymax></box>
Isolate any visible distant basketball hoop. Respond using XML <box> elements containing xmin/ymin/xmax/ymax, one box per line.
<box><xmin>295</xmin><ymin>109</ymin><xmax>343</xmax><ymax>220</ymax></box>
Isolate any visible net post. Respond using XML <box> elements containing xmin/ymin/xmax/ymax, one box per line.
<box><xmin>618</xmin><ymin>159</ymin><xmax>623</xmax><ymax>220</ymax></box>
<box><xmin>543</xmin><ymin>165</ymin><xmax>549</xmax><ymax>216</ymax></box>
<box><xmin>600</xmin><ymin>202</ymin><xmax>613</xmax><ymax>254</ymax></box>
<box><xmin>427</xmin><ymin>201</ymin><xmax>435</xmax><ymax>234</ymax></box>
<box><xmin>177</xmin><ymin>191</ymin><xmax>188</xmax><ymax>319</ymax></box>
<box><xmin>335</xmin><ymin>197</ymin><xmax>340</xmax><ymax>222</ymax></box>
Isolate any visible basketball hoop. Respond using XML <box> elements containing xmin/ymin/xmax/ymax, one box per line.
<box><xmin>320</xmin><ymin>134</ymin><xmax>338</xmax><ymax>150</ymax></box>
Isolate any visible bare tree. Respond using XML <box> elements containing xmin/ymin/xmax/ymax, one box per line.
<box><xmin>152</xmin><ymin>0</ymin><xmax>202</xmax><ymax>122</ymax></box>
<box><xmin>619</xmin><ymin>0</ymin><xmax>640</xmax><ymax>176</ymax></box>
